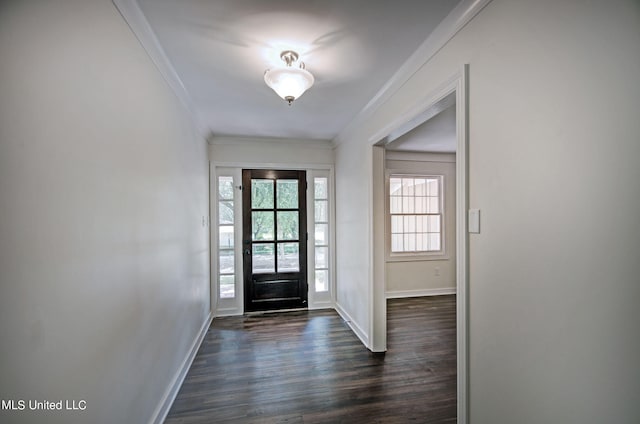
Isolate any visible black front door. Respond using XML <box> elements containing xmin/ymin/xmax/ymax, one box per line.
<box><xmin>242</xmin><ymin>169</ymin><xmax>307</xmax><ymax>312</ymax></box>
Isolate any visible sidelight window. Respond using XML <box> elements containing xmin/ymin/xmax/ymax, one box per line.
<box><xmin>314</xmin><ymin>177</ymin><xmax>330</xmax><ymax>292</ymax></box>
<box><xmin>218</xmin><ymin>176</ymin><xmax>236</xmax><ymax>298</ymax></box>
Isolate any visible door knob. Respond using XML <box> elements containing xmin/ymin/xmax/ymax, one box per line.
<box><xmin>244</xmin><ymin>249</ymin><xmax>251</xmax><ymax>256</ymax></box>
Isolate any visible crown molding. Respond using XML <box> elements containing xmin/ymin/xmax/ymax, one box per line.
<box><xmin>333</xmin><ymin>0</ymin><xmax>492</xmax><ymax>146</ymax></box>
<box><xmin>112</xmin><ymin>0</ymin><xmax>211</xmax><ymax>138</ymax></box>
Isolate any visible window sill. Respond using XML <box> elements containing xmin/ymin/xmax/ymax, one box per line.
<box><xmin>386</xmin><ymin>252</ymin><xmax>449</xmax><ymax>263</ymax></box>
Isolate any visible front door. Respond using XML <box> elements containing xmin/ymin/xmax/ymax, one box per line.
<box><xmin>242</xmin><ymin>169</ymin><xmax>308</xmax><ymax>312</ymax></box>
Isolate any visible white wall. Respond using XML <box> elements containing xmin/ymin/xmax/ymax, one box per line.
<box><xmin>385</xmin><ymin>152</ymin><xmax>456</xmax><ymax>296</ymax></box>
<box><xmin>334</xmin><ymin>0</ymin><xmax>640</xmax><ymax>422</ymax></box>
<box><xmin>0</xmin><ymin>1</ymin><xmax>209</xmax><ymax>423</ymax></box>
<box><xmin>209</xmin><ymin>136</ymin><xmax>334</xmax><ymax>166</ymax></box>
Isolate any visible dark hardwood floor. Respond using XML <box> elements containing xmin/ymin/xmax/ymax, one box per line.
<box><xmin>165</xmin><ymin>295</ymin><xmax>456</xmax><ymax>423</ymax></box>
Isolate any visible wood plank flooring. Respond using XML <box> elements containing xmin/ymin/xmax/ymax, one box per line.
<box><xmin>165</xmin><ymin>295</ymin><xmax>456</xmax><ymax>423</ymax></box>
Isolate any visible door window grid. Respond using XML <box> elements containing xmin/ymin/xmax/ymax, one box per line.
<box><xmin>389</xmin><ymin>175</ymin><xmax>442</xmax><ymax>253</ymax></box>
<box><xmin>250</xmin><ymin>178</ymin><xmax>300</xmax><ymax>274</ymax></box>
<box><xmin>218</xmin><ymin>176</ymin><xmax>235</xmax><ymax>298</ymax></box>
<box><xmin>314</xmin><ymin>177</ymin><xmax>329</xmax><ymax>292</ymax></box>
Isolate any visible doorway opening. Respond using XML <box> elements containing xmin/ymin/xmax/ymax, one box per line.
<box><xmin>370</xmin><ymin>66</ymin><xmax>468</xmax><ymax>421</ymax></box>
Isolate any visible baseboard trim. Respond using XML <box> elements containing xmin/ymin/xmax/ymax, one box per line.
<box><xmin>149</xmin><ymin>312</ymin><xmax>212</xmax><ymax>424</ymax></box>
<box><xmin>214</xmin><ymin>308</ymin><xmax>243</xmax><ymax>317</ymax></box>
<box><xmin>334</xmin><ymin>302</ymin><xmax>370</xmax><ymax>349</ymax></box>
<box><xmin>308</xmin><ymin>301</ymin><xmax>334</xmax><ymax>310</ymax></box>
<box><xmin>386</xmin><ymin>287</ymin><xmax>456</xmax><ymax>299</ymax></box>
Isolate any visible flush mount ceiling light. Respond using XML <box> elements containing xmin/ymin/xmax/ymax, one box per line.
<box><xmin>264</xmin><ymin>50</ymin><xmax>314</xmax><ymax>105</ymax></box>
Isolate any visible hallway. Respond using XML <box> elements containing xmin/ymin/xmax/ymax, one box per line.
<box><xmin>165</xmin><ymin>296</ymin><xmax>456</xmax><ymax>423</ymax></box>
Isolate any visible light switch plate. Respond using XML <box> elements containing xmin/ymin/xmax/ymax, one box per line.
<box><xmin>468</xmin><ymin>209</ymin><xmax>480</xmax><ymax>233</ymax></box>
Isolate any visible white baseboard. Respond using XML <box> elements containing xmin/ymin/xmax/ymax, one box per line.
<box><xmin>308</xmin><ymin>301</ymin><xmax>334</xmax><ymax>310</ymax></box>
<box><xmin>385</xmin><ymin>287</ymin><xmax>456</xmax><ymax>299</ymax></box>
<box><xmin>214</xmin><ymin>308</ymin><xmax>243</xmax><ymax>317</ymax></box>
<box><xmin>334</xmin><ymin>302</ymin><xmax>370</xmax><ymax>349</ymax></box>
<box><xmin>149</xmin><ymin>312</ymin><xmax>212</xmax><ymax>424</ymax></box>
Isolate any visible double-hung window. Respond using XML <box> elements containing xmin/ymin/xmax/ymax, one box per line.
<box><xmin>389</xmin><ymin>175</ymin><xmax>443</xmax><ymax>254</ymax></box>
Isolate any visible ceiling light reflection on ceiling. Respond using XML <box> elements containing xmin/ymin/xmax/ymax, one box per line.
<box><xmin>264</xmin><ymin>50</ymin><xmax>314</xmax><ymax>105</ymax></box>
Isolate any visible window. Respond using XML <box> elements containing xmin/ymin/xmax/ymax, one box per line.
<box><xmin>314</xmin><ymin>177</ymin><xmax>329</xmax><ymax>292</ymax></box>
<box><xmin>218</xmin><ymin>176</ymin><xmax>235</xmax><ymax>298</ymax></box>
<box><xmin>389</xmin><ymin>175</ymin><xmax>443</xmax><ymax>253</ymax></box>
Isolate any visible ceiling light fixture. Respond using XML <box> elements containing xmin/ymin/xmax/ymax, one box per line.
<box><xmin>264</xmin><ymin>50</ymin><xmax>314</xmax><ymax>105</ymax></box>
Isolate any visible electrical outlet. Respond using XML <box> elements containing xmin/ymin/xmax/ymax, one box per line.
<box><xmin>434</xmin><ymin>267</ymin><xmax>440</xmax><ymax>276</ymax></box>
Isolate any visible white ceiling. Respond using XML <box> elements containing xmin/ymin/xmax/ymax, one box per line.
<box><xmin>136</xmin><ymin>0</ymin><xmax>462</xmax><ymax>141</ymax></box>
<box><xmin>385</xmin><ymin>102</ymin><xmax>457</xmax><ymax>153</ymax></box>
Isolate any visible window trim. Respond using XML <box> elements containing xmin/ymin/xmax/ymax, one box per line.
<box><xmin>386</xmin><ymin>172</ymin><xmax>448</xmax><ymax>262</ymax></box>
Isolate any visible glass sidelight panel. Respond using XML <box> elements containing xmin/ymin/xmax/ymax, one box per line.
<box><xmin>252</xmin><ymin>243</ymin><xmax>275</xmax><ymax>273</ymax></box>
<box><xmin>219</xmin><ymin>225</ymin><xmax>234</xmax><ymax>249</ymax></box>
<box><xmin>315</xmin><ymin>223</ymin><xmax>329</xmax><ymax>246</ymax></box>
<box><xmin>277</xmin><ymin>211</ymin><xmax>299</xmax><ymax>240</ymax></box>
<box><xmin>251</xmin><ymin>179</ymin><xmax>274</xmax><ymax>209</ymax></box>
<box><xmin>315</xmin><ymin>246</ymin><xmax>328</xmax><ymax>268</ymax></box>
<box><xmin>220</xmin><ymin>275</ymin><xmax>235</xmax><ymax>299</ymax></box>
<box><xmin>315</xmin><ymin>269</ymin><xmax>328</xmax><ymax>292</ymax></box>
<box><xmin>313</xmin><ymin>177</ymin><xmax>330</xmax><ymax>293</ymax></box>
<box><xmin>218</xmin><ymin>175</ymin><xmax>236</xmax><ymax>299</ymax></box>
<box><xmin>276</xmin><ymin>180</ymin><xmax>298</xmax><ymax>208</ymax></box>
<box><xmin>219</xmin><ymin>250</ymin><xmax>234</xmax><ymax>274</ymax></box>
<box><xmin>252</xmin><ymin>212</ymin><xmax>274</xmax><ymax>241</ymax></box>
<box><xmin>219</xmin><ymin>201</ymin><xmax>234</xmax><ymax>224</ymax></box>
<box><xmin>314</xmin><ymin>200</ymin><xmax>328</xmax><ymax>222</ymax></box>
<box><xmin>277</xmin><ymin>242</ymin><xmax>299</xmax><ymax>272</ymax></box>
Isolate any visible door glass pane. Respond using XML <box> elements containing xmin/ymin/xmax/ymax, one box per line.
<box><xmin>251</xmin><ymin>179</ymin><xmax>274</xmax><ymax>209</ymax></box>
<box><xmin>219</xmin><ymin>201</ymin><xmax>234</xmax><ymax>224</ymax></box>
<box><xmin>315</xmin><ymin>200</ymin><xmax>328</xmax><ymax>222</ymax></box>
<box><xmin>315</xmin><ymin>246</ymin><xmax>328</xmax><ymax>268</ymax></box>
<box><xmin>218</xmin><ymin>177</ymin><xmax>234</xmax><ymax>200</ymax></box>
<box><xmin>277</xmin><ymin>211</ymin><xmax>298</xmax><ymax>240</ymax></box>
<box><xmin>252</xmin><ymin>211</ymin><xmax>274</xmax><ymax>241</ymax></box>
<box><xmin>220</xmin><ymin>274</ymin><xmax>234</xmax><ymax>298</ymax></box>
<box><xmin>315</xmin><ymin>223</ymin><xmax>329</xmax><ymax>246</ymax></box>
<box><xmin>219</xmin><ymin>225</ymin><xmax>234</xmax><ymax>249</ymax></box>
<box><xmin>314</xmin><ymin>177</ymin><xmax>328</xmax><ymax>199</ymax></box>
<box><xmin>277</xmin><ymin>243</ymin><xmax>299</xmax><ymax>272</ymax></box>
<box><xmin>315</xmin><ymin>269</ymin><xmax>328</xmax><ymax>292</ymax></box>
<box><xmin>219</xmin><ymin>250</ymin><xmax>234</xmax><ymax>274</ymax></box>
<box><xmin>276</xmin><ymin>180</ymin><xmax>298</xmax><ymax>209</ymax></box>
<box><xmin>252</xmin><ymin>244</ymin><xmax>275</xmax><ymax>273</ymax></box>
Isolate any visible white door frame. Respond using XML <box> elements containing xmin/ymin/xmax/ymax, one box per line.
<box><xmin>210</xmin><ymin>162</ymin><xmax>336</xmax><ymax>317</ymax></box>
<box><xmin>369</xmin><ymin>65</ymin><xmax>469</xmax><ymax>423</ymax></box>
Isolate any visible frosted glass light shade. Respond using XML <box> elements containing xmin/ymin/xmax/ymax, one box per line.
<box><xmin>264</xmin><ymin>67</ymin><xmax>314</xmax><ymax>103</ymax></box>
